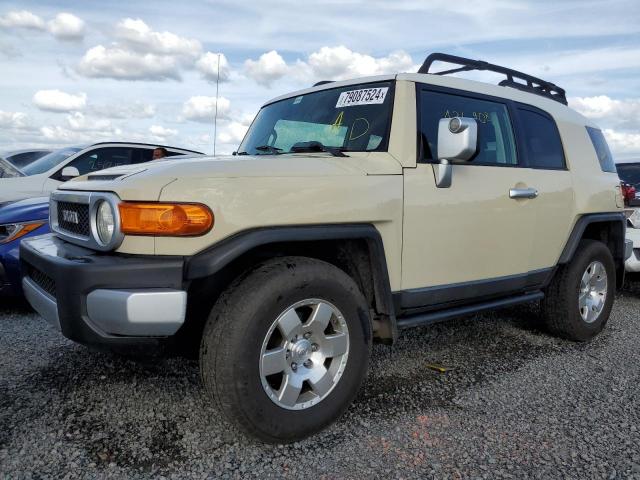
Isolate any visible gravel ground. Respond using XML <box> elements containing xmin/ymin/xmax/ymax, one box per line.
<box><xmin>1</xmin><ymin>281</ymin><xmax>639</xmax><ymax>479</ymax></box>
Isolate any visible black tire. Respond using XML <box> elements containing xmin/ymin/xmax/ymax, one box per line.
<box><xmin>199</xmin><ymin>256</ymin><xmax>372</xmax><ymax>443</ymax></box>
<box><xmin>541</xmin><ymin>240</ymin><xmax>616</xmax><ymax>341</ymax></box>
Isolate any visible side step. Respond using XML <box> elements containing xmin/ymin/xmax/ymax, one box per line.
<box><xmin>396</xmin><ymin>291</ymin><xmax>544</xmax><ymax>330</ymax></box>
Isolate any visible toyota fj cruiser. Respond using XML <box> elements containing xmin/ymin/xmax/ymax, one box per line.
<box><xmin>21</xmin><ymin>53</ymin><xmax>632</xmax><ymax>443</ymax></box>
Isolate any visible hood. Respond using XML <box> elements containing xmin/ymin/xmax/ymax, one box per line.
<box><xmin>0</xmin><ymin>196</ymin><xmax>49</xmax><ymax>224</ymax></box>
<box><xmin>60</xmin><ymin>152</ymin><xmax>402</xmax><ymax>199</ymax></box>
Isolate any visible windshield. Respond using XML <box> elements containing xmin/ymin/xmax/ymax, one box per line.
<box><xmin>0</xmin><ymin>157</ymin><xmax>23</xmax><ymax>178</ymax></box>
<box><xmin>617</xmin><ymin>163</ymin><xmax>640</xmax><ymax>186</ymax></box>
<box><xmin>238</xmin><ymin>81</ymin><xmax>394</xmax><ymax>155</ymax></box>
<box><xmin>21</xmin><ymin>147</ymin><xmax>83</xmax><ymax>176</ymax></box>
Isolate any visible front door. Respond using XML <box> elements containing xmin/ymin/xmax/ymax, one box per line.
<box><xmin>401</xmin><ymin>86</ymin><xmax>538</xmax><ymax>308</ymax></box>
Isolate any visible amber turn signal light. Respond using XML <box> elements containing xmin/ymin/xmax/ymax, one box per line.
<box><xmin>118</xmin><ymin>202</ymin><xmax>214</xmax><ymax>236</ymax></box>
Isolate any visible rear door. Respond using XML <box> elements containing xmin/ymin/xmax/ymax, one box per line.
<box><xmin>511</xmin><ymin>105</ymin><xmax>574</xmax><ymax>273</ymax></box>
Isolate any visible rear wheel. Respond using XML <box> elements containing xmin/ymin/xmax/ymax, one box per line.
<box><xmin>200</xmin><ymin>256</ymin><xmax>372</xmax><ymax>443</ymax></box>
<box><xmin>541</xmin><ymin>240</ymin><xmax>615</xmax><ymax>341</ymax></box>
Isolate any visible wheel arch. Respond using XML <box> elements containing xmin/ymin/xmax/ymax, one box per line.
<box><xmin>558</xmin><ymin>213</ymin><xmax>626</xmax><ymax>289</ymax></box>
<box><xmin>183</xmin><ymin>225</ymin><xmax>397</xmax><ymax>345</ymax></box>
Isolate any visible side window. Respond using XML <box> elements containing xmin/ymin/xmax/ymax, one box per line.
<box><xmin>586</xmin><ymin>127</ymin><xmax>616</xmax><ymax>173</ymax></box>
<box><xmin>419</xmin><ymin>90</ymin><xmax>517</xmax><ymax>166</ymax></box>
<box><xmin>138</xmin><ymin>148</ymin><xmax>154</xmax><ymax>162</ymax></box>
<box><xmin>518</xmin><ymin>108</ymin><xmax>566</xmax><ymax>169</ymax></box>
<box><xmin>66</xmin><ymin>147</ymin><xmax>137</xmax><ymax>175</ymax></box>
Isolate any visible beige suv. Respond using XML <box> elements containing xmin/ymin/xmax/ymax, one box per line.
<box><xmin>21</xmin><ymin>53</ymin><xmax>632</xmax><ymax>443</ymax></box>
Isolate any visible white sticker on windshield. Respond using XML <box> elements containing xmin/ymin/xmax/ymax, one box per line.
<box><xmin>335</xmin><ymin>87</ymin><xmax>388</xmax><ymax>108</ymax></box>
<box><xmin>293</xmin><ymin>95</ymin><xmax>303</xmax><ymax>105</ymax></box>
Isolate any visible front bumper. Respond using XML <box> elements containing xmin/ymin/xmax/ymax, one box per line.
<box><xmin>20</xmin><ymin>234</ymin><xmax>186</xmax><ymax>349</ymax></box>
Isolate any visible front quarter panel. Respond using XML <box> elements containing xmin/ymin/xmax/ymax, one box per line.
<box><xmin>156</xmin><ymin>174</ymin><xmax>404</xmax><ymax>290</ymax></box>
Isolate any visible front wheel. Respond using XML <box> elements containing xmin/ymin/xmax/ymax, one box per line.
<box><xmin>540</xmin><ymin>239</ymin><xmax>616</xmax><ymax>341</ymax></box>
<box><xmin>200</xmin><ymin>257</ymin><xmax>372</xmax><ymax>443</ymax></box>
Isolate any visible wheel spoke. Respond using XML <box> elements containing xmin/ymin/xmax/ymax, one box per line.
<box><xmin>306</xmin><ymin>302</ymin><xmax>334</xmax><ymax>334</ymax></box>
<box><xmin>578</xmin><ymin>291</ymin><xmax>588</xmax><ymax>309</ymax></box>
<box><xmin>261</xmin><ymin>347</ymin><xmax>287</xmax><ymax>376</ymax></box>
<box><xmin>308</xmin><ymin>366</ymin><xmax>334</xmax><ymax>398</ymax></box>
<box><xmin>582</xmin><ymin>267</ymin><xmax>593</xmax><ymax>287</ymax></box>
<box><xmin>277</xmin><ymin>308</ymin><xmax>302</xmax><ymax>339</ymax></box>
<box><xmin>277</xmin><ymin>374</ymin><xmax>302</xmax><ymax>407</ymax></box>
<box><xmin>322</xmin><ymin>332</ymin><xmax>348</xmax><ymax>357</ymax></box>
<box><xmin>592</xmin><ymin>275</ymin><xmax>607</xmax><ymax>291</ymax></box>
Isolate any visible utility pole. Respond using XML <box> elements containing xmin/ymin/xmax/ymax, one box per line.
<box><xmin>213</xmin><ymin>53</ymin><xmax>221</xmax><ymax>156</ymax></box>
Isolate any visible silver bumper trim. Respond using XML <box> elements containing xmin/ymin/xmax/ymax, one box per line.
<box><xmin>22</xmin><ymin>277</ymin><xmax>61</xmax><ymax>331</ymax></box>
<box><xmin>86</xmin><ymin>289</ymin><xmax>187</xmax><ymax>336</ymax></box>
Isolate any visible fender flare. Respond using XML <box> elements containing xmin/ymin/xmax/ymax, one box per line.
<box><xmin>184</xmin><ymin>224</ymin><xmax>397</xmax><ymax>341</ymax></box>
<box><xmin>558</xmin><ymin>213</ymin><xmax>626</xmax><ymax>264</ymax></box>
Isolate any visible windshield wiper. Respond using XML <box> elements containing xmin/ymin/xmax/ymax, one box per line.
<box><xmin>288</xmin><ymin>141</ymin><xmax>348</xmax><ymax>157</ymax></box>
<box><xmin>255</xmin><ymin>145</ymin><xmax>283</xmax><ymax>154</ymax></box>
<box><xmin>234</xmin><ymin>145</ymin><xmax>283</xmax><ymax>156</ymax></box>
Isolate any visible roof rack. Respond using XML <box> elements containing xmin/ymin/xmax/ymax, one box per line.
<box><xmin>417</xmin><ymin>53</ymin><xmax>567</xmax><ymax>105</ymax></box>
<box><xmin>313</xmin><ymin>80</ymin><xmax>334</xmax><ymax>87</ymax></box>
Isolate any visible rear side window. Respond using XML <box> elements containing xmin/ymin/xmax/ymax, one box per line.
<box><xmin>586</xmin><ymin>127</ymin><xmax>616</xmax><ymax>173</ymax></box>
<box><xmin>518</xmin><ymin>109</ymin><xmax>565</xmax><ymax>169</ymax></box>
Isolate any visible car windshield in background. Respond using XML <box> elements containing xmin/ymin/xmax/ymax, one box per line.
<box><xmin>616</xmin><ymin>163</ymin><xmax>640</xmax><ymax>187</ymax></box>
<box><xmin>21</xmin><ymin>147</ymin><xmax>83</xmax><ymax>176</ymax></box>
<box><xmin>238</xmin><ymin>81</ymin><xmax>394</xmax><ymax>156</ymax></box>
<box><xmin>0</xmin><ymin>157</ymin><xmax>23</xmax><ymax>178</ymax></box>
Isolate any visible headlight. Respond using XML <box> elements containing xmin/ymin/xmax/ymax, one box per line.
<box><xmin>95</xmin><ymin>200</ymin><xmax>115</xmax><ymax>245</ymax></box>
<box><xmin>0</xmin><ymin>221</ymin><xmax>45</xmax><ymax>244</ymax></box>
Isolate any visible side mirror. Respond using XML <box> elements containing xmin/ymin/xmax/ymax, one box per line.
<box><xmin>433</xmin><ymin>117</ymin><xmax>478</xmax><ymax>188</ymax></box>
<box><xmin>60</xmin><ymin>166</ymin><xmax>80</xmax><ymax>180</ymax></box>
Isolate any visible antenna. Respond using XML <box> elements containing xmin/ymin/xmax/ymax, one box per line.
<box><xmin>213</xmin><ymin>53</ymin><xmax>221</xmax><ymax>156</ymax></box>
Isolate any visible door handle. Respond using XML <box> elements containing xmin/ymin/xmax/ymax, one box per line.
<box><xmin>509</xmin><ymin>187</ymin><xmax>538</xmax><ymax>199</ymax></box>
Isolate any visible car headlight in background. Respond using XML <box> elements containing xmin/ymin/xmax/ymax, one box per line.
<box><xmin>95</xmin><ymin>200</ymin><xmax>115</xmax><ymax>245</ymax></box>
<box><xmin>0</xmin><ymin>221</ymin><xmax>45</xmax><ymax>244</ymax></box>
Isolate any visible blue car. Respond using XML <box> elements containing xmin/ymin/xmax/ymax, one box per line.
<box><xmin>0</xmin><ymin>197</ymin><xmax>49</xmax><ymax>296</ymax></box>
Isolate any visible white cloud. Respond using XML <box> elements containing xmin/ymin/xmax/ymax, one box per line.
<box><xmin>304</xmin><ymin>46</ymin><xmax>414</xmax><ymax>80</ymax></box>
<box><xmin>76</xmin><ymin>18</ymin><xmax>204</xmax><ymax>81</ymax></box>
<box><xmin>47</xmin><ymin>12</ymin><xmax>85</xmax><ymax>40</ymax></box>
<box><xmin>89</xmin><ymin>101</ymin><xmax>156</xmax><ymax>119</ymax></box>
<box><xmin>181</xmin><ymin>96</ymin><xmax>231</xmax><ymax>123</ymax></box>
<box><xmin>243</xmin><ymin>46</ymin><xmax>416</xmax><ymax>86</ymax></box>
<box><xmin>569</xmin><ymin>96</ymin><xmax>640</xmax><ymax>130</ymax></box>
<box><xmin>218</xmin><ymin>121</ymin><xmax>248</xmax><ymax>145</ymax></box>
<box><xmin>0</xmin><ymin>10</ymin><xmax>45</xmax><ymax>30</ymax></box>
<box><xmin>40</xmin><ymin>118</ymin><xmax>122</xmax><ymax>144</ymax></box>
<box><xmin>0</xmin><ymin>110</ymin><xmax>31</xmax><ymax>129</ymax></box>
<box><xmin>77</xmin><ymin>45</ymin><xmax>181</xmax><ymax>80</ymax></box>
<box><xmin>115</xmin><ymin>18</ymin><xmax>201</xmax><ymax>58</ymax></box>
<box><xmin>65</xmin><ymin>112</ymin><xmax>112</xmax><ymax>131</ymax></box>
<box><xmin>244</xmin><ymin>50</ymin><xmax>289</xmax><ymax>87</ymax></box>
<box><xmin>603</xmin><ymin>129</ymin><xmax>640</xmax><ymax>157</ymax></box>
<box><xmin>32</xmin><ymin>89</ymin><xmax>87</xmax><ymax>112</ymax></box>
<box><xmin>149</xmin><ymin>124</ymin><xmax>178</xmax><ymax>142</ymax></box>
<box><xmin>196</xmin><ymin>52</ymin><xmax>231</xmax><ymax>82</ymax></box>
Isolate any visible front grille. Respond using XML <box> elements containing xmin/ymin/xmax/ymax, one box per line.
<box><xmin>27</xmin><ymin>264</ymin><xmax>56</xmax><ymax>298</ymax></box>
<box><xmin>57</xmin><ymin>201</ymin><xmax>90</xmax><ymax>237</ymax></box>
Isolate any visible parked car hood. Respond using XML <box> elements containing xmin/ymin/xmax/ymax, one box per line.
<box><xmin>0</xmin><ymin>196</ymin><xmax>49</xmax><ymax>224</ymax></box>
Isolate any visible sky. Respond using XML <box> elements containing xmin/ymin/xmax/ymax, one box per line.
<box><xmin>0</xmin><ymin>0</ymin><xmax>639</xmax><ymax>157</ymax></box>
